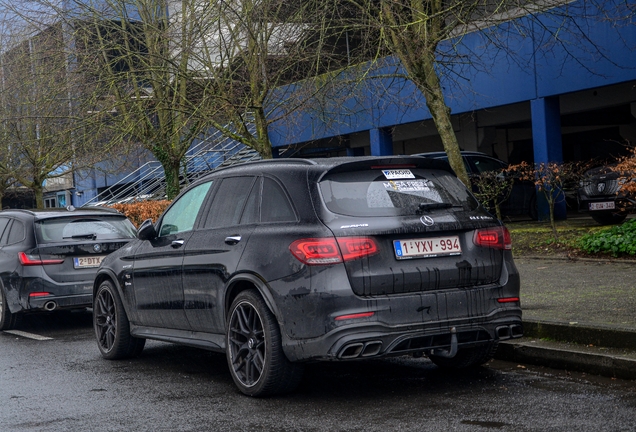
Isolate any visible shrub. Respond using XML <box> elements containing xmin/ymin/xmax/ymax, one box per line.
<box><xmin>508</xmin><ymin>161</ymin><xmax>589</xmax><ymax>241</ymax></box>
<box><xmin>109</xmin><ymin>200</ymin><xmax>171</xmax><ymax>227</ymax></box>
<box><xmin>578</xmin><ymin>219</ymin><xmax>636</xmax><ymax>256</ymax></box>
<box><xmin>470</xmin><ymin>169</ymin><xmax>514</xmax><ymax>220</ymax></box>
<box><xmin>612</xmin><ymin>145</ymin><xmax>636</xmax><ymax>204</ymax></box>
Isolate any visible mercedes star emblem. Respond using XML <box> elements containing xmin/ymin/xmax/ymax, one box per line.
<box><xmin>420</xmin><ymin>215</ymin><xmax>435</xmax><ymax>226</ymax></box>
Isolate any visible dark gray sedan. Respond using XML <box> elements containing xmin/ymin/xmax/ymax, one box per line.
<box><xmin>0</xmin><ymin>207</ymin><xmax>136</xmax><ymax>330</ymax></box>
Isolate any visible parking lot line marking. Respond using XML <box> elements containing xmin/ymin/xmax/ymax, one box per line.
<box><xmin>3</xmin><ymin>330</ymin><xmax>53</xmax><ymax>341</ymax></box>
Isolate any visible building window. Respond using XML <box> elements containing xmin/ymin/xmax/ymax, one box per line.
<box><xmin>44</xmin><ymin>197</ymin><xmax>57</xmax><ymax>208</ymax></box>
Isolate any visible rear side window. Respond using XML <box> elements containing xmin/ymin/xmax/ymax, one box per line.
<box><xmin>35</xmin><ymin>216</ymin><xmax>137</xmax><ymax>244</ymax></box>
<box><xmin>432</xmin><ymin>155</ymin><xmax>471</xmax><ymax>175</ymax></box>
<box><xmin>469</xmin><ymin>156</ymin><xmax>507</xmax><ymax>174</ymax></box>
<box><xmin>0</xmin><ymin>217</ymin><xmax>11</xmax><ymax>245</ymax></box>
<box><xmin>7</xmin><ymin>220</ymin><xmax>25</xmax><ymax>244</ymax></box>
<box><xmin>319</xmin><ymin>168</ymin><xmax>479</xmax><ymax>217</ymax></box>
<box><xmin>261</xmin><ymin>178</ymin><xmax>296</xmax><ymax>223</ymax></box>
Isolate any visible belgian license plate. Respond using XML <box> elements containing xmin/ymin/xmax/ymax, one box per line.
<box><xmin>394</xmin><ymin>236</ymin><xmax>461</xmax><ymax>259</ymax></box>
<box><xmin>589</xmin><ymin>202</ymin><xmax>615</xmax><ymax>211</ymax></box>
<box><xmin>73</xmin><ymin>256</ymin><xmax>105</xmax><ymax>269</ymax></box>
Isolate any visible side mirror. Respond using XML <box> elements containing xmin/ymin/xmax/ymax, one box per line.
<box><xmin>137</xmin><ymin>218</ymin><xmax>157</xmax><ymax>241</ymax></box>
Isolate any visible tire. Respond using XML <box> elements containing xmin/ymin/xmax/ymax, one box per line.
<box><xmin>226</xmin><ymin>289</ymin><xmax>303</xmax><ymax>397</ymax></box>
<box><xmin>591</xmin><ymin>212</ymin><xmax>627</xmax><ymax>225</ymax></box>
<box><xmin>0</xmin><ymin>287</ymin><xmax>22</xmax><ymax>331</ymax></box>
<box><xmin>93</xmin><ymin>280</ymin><xmax>145</xmax><ymax>360</ymax></box>
<box><xmin>428</xmin><ymin>341</ymin><xmax>499</xmax><ymax>369</ymax></box>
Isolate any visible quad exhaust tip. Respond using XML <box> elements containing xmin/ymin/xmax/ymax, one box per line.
<box><xmin>338</xmin><ymin>341</ymin><xmax>383</xmax><ymax>359</ymax></box>
<box><xmin>496</xmin><ymin>324</ymin><xmax>523</xmax><ymax>340</ymax></box>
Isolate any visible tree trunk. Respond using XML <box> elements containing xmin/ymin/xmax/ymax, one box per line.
<box><xmin>33</xmin><ymin>184</ymin><xmax>44</xmax><ymax>209</ymax></box>
<box><xmin>254</xmin><ymin>109</ymin><xmax>273</xmax><ymax>159</ymax></box>
<box><xmin>548</xmin><ymin>198</ymin><xmax>558</xmax><ymax>241</ymax></box>
<box><xmin>377</xmin><ymin>2</ymin><xmax>471</xmax><ymax>188</ymax></box>
<box><xmin>417</xmin><ymin>52</ymin><xmax>471</xmax><ymax>188</ymax></box>
<box><xmin>161</xmin><ymin>159</ymin><xmax>182</xmax><ymax>201</ymax></box>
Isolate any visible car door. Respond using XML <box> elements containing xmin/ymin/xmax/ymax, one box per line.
<box><xmin>182</xmin><ymin>176</ymin><xmax>257</xmax><ymax>333</ymax></box>
<box><xmin>0</xmin><ymin>217</ymin><xmax>18</xmax><ymax>305</ymax></box>
<box><xmin>131</xmin><ymin>181</ymin><xmax>213</xmax><ymax>329</ymax></box>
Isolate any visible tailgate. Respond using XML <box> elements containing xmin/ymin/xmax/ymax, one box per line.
<box><xmin>330</xmin><ymin>218</ymin><xmax>503</xmax><ymax>297</ymax></box>
<box><xmin>315</xmin><ymin>159</ymin><xmax>504</xmax><ymax>296</ymax></box>
<box><xmin>34</xmin><ymin>241</ymin><xmax>132</xmax><ymax>283</ymax></box>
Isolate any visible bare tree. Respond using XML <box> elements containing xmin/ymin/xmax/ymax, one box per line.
<box><xmin>4</xmin><ymin>0</ymin><xmax>630</xmax><ymax>203</ymax></box>
<box><xmin>176</xmin><ymin>0</ymin><xmax>357</xmax><ymax>158</ymax></box>
<box><xmin>68</xmin><ymin>2</ymin><xmax>212</xmax><ymax>199</ymax></box>
<box><xmin>313</xmin><ymin>0</ymin><xmax>632</xmax><ymax>187</ymax></box>
<box><xmin>49</xmin><ymin>0</ymin><xmax>348</xmax><ymax>198</ymax></box>
<box><xmin>0</xmin><ymin>22</ymin><xmax>102</xmax><ymax>207</ymax></box>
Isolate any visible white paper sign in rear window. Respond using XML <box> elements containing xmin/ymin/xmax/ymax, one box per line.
<box><xmin>382</xmin><ymin>169</ymin><xmax>415</xmax><ymax>179</ymax></box>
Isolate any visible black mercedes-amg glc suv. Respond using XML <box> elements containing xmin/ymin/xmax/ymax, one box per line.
<box><xmin>92</xmin><ymin>156</ymin><xmax>522</xmax><ymax>396</ymax></box>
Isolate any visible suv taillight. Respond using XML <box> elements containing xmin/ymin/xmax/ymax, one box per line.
<box><xmin>290</xmin><ymin>237</ymin><xmax>379</xmax><ymax>265</ymax></box>
<box><xmin>473</xmin><ymin>227</ymin><xmax>512</xmax><ymax>250</ymax></box>
<box><xmin>18</xmin><ymin>252</ymin><xmax>65</xmax><ymax>266</ymax></box>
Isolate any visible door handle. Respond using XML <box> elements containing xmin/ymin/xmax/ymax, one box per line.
<box><xmin>171</xmin><ymin>239</ymin><xmax>185</xmax><ymax>248</ymax></box>
<box><xmin>224</xmin><ymin>236</ymin><xmax>242</xmax><ymax>245</ymax></box>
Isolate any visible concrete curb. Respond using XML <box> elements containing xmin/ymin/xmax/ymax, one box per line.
<box><xmin>522</xmin><ymin>320</ymin><xmax>636</xmax><ymax>350</ymax></box>
<box><xmin>494</xmin><ymin>319</ymin><xmax>636</xmax><ymax>380</ymax></box>
<box><xmin>495</xmin><ymin>340</ymin><xmax>636</xmax><ymax>381</ymax></box>
<box><xmin>515</xmin><ymin>255</ymin><xmax>636</xmax><ymax>264</ymax></box>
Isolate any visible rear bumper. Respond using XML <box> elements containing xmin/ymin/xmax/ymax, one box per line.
<box><xmin>271</xmin><ymin>252</ymin><xmax>522</xmax><ymax>362</ymax></box>
<box><xmin>28</xmin><ymin>293</ymin><xmax>92</xmax><ymax>311</ymax></box>
<box><xmin>281</xmin><ymin>309</ymin><xmax>522</xmax><ymax>362</ymax></box>
<box><xmin>15</xmin><ymin>276</ymin><xmax>94</xmax><ymax>312</ymax></box>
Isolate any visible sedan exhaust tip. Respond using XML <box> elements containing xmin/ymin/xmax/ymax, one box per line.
<box><xmin>43</xmin><ymin>301</ymin><xmax>57</xmax><ymax>312</ymax></box>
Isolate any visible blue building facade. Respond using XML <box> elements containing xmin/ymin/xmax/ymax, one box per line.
<box><xmin>73</xmin><ymin>1</ymin><xmax>636</xmax><ymax>218</ymax></box>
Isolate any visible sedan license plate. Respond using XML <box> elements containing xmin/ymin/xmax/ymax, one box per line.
<box><xmin>589</xmin><ymin>202</ymin><xmax>615</xmax><ymax>211</ymax></box>
<box><xmin>394</xmin><ymin>236</ymin><xmax>461</xmax><ymax>259</ymax></box>
<box><xmin>73</xmin><ymin>256</ymin><xmax>105</xmax><ymax>269</ymax></box>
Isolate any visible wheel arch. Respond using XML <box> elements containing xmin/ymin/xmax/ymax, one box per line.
<box><xmin>224</xmin><ymin>273</ymin><xmax>281</xmax><ymax>326</ymax></box>
<box><xmin>0</xmin><ymin>277</ymin><xmax>22</xmax><ymax>313</ymax></box>
<box><xmin>93</xmin><ymin>268</ymin><xmax>140</xmax><ymax>328</ymax></box>
<box><xmin>93</xmin><ymin>269</ymin><xmax>121</xmax><ymax>298</ymax></box>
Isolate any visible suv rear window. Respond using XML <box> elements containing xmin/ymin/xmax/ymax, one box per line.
<box><xmin>35</xmin><ymin>216</ymin><xmax>137</xmax><ymax>244</ymax></box>
<box><xmin>319</xmin><ymin>168</ymin><xmax>478</xmax><ymax>217</ymax></box>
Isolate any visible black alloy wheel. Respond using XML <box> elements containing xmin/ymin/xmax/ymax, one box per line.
<box><xmin>0</xmin><ymin>287</ymin><xmax>21</xmax><ymax>331</ymax></box>
<box><xmin>226</xmin><ymin>290</ymin><xmax>303</xmax><ymax>397</ymax></box>
<box><xmin>94</xmin><ymin>280</ymin><xmax>145</xmax><ymax>360</ymax></box>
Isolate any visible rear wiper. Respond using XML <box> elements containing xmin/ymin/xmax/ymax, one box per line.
<box><xmin>64</xmin><ymin>233</ymin><xmax>97</xmax><ymax>240</ymax></box>
<box><xmin>418</xmin><ymin>202</ymin><xmax>453</xmax><ymax>212</ymax></box>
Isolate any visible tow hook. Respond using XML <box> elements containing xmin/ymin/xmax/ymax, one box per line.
<box><xmin>429</xmin><ymin>327</ymin><xmax>458</xmax><ymax>358</ymax></box>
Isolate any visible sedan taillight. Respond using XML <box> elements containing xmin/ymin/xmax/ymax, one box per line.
<box><xmin>290</xmin><ymin>237</ymin><xmax>379</xmax><ymax>265</ymax></box>
<box><xmin>473</xmin><ymin>227</ymin><xmax>512</xmax><ymax>250</ymax></box>
<box><xmin>18</xmin><ymin>252</ymin><xmax>65</xmax><ymax>266</ymax></box>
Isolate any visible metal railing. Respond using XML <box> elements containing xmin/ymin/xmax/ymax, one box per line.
<box><xmin>82</xmin><ymin>129</ymin><xmax>261</xmax><ymax>206</ymax></box>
